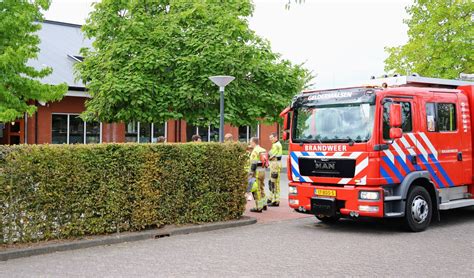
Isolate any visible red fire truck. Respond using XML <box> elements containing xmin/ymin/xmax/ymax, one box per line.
<box><xmin>281</xmin><ymin>75</ymin><xmax>474</xmax><ymax>231</ymax></box>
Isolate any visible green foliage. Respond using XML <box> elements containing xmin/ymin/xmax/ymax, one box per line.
<box><xmin>385</xmin><ymin>0</ymin><xmax>474</xmax><ymax>79</ymax></box>
<box><xmin>0</xmin><ymin>143</ymin><xmax>247</xmax><ymax>244</ymax></box>
<box><xmin>77</xmin><ymin>0</ymin><xmax>311</xmax><ymax>127</ymax></box>
<box><xmin>0</xmin><ymin>0</ymin><xmax>67</xmax><ymax>122</ymax></box>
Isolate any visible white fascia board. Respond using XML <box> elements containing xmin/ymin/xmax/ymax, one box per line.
<box><xmin>65</xmin><ymin>90</ymin><xmax>91</xmax><ymax>98</ymax></box>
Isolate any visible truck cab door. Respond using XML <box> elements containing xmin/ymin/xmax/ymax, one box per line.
<box><xmin>420</xmin><ymin>93</ymin><xmax>464</xmax><ymax>188</ymax></box>
<box><xmin>380</xmin><ymin>98</ymin><xmax>417</xmax><ymax>184</ymax></box>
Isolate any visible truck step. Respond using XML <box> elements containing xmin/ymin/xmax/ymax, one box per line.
<box><xmin>385</xmin><ymin>212</ymin><xmax>404</xmax><ymax>217</ymax></box>
<box><xmin>439</xmin><ymin>199</ymin><xmax>474</xmax><ymax>210</ymax></box>
<box><xmin>384</xmin><ymin>196</ymin><xmax>402</xmax><ymax>201</ymax></box>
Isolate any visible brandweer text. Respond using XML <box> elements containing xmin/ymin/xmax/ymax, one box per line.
<box><xmin>304</xmin><ymin>145</ymin><xmax>348</xmax><ymax>152</ymax></box>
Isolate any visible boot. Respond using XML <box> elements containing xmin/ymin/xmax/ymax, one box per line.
<box><xmin>250</xmin><ymin>208</ymin><xmax>263</xmax><ymax>213</ymax></box>
<box><xmin>263</xmin><ymin>205</ymin><xmax>268</xmax><ymax>211</ymax></box>
<box><xmin>269</xmin><ymin>202</ymin><xmax>280</xmax><ymax>207</ymax></box>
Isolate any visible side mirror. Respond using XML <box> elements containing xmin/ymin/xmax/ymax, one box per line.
<box><xmin>283</xmin><ymin>113</ymin><xmax>290</xmax><ymax>130</ymax></box>
<box><xmin>280</xmin><ymin>107</ymin><xmax>292</xmax><ymax>142</ymax></box>
<box><xmin>389</xmin><ymin>103</ymin><xmax>402</xmax><ymax>127</ymax></box>
<box><xmin>389</xmin><ymin>127</ymin><xmax>403</xmax><ymax>139</ymax></box>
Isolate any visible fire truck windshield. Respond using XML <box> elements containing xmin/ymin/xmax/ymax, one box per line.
<box><xmin>292</xmin><ymin>103</ymin><xmax>375</xmax><ymax>143</ymax></box>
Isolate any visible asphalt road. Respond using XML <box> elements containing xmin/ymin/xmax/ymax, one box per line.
<box><xmin>2</xmin><ymin>207</ymin><xmax>473</xmax><ymax>277</ymax></box>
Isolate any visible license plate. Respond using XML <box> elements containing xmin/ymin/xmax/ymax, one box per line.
<box><xmin>315</xmin><ymin>189</ymin><xmax>336</xmax><ymax>197</ymax></box>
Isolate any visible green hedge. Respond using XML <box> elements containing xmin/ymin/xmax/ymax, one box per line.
<box><xmin>0</xmin><ymin>143</ymin><xmax>247</xmax><ymax>244</ymax></box>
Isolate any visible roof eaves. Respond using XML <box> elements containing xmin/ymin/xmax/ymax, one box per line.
<box><xmin>43</xmin><ymin>20</ymin><xmax>82</xmax><ymax>28</ymax></box>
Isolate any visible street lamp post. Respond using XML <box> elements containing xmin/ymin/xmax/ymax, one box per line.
<box><xmin>209</xmin><ymin>75</ymin><xmax>235</xmax><ymax>142</ymax></box>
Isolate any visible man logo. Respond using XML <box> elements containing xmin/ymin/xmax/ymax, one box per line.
<box><xmin>314</xmin><ymin>161</ymin><xmax>336</xmax><ymax>170</ymax></box>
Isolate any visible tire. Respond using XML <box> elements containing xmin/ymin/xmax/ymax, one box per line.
<box><xmin>316</xmin><ymin>215</ymin><xmax>340</xmax><ymax>224</ymax></box>
<box><xmin>404</xmin><ymin>185</ymin><xmax>432</xmax><ymax>232</ymax></box>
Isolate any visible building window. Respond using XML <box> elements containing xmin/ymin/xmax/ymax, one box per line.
<box><xmin>426</xmin><ymin>103</ymin><xmax>457</xmax><ymax>132</ymax></box>
<box><xmin>209</xmin><ymin>126</ymin><xmax>219</xmax><ymax>142</ymax></box>
<box><xmin>69</xmin><ymin>115</ymin><xmax>84</xmax><ymax>144</ymax></box>
<box><xmin>52</xmin><ymin>114</ymin><xmax>102</xmax><ymax>144</ymax></box>
<box><xmin>186</xmin><ymin>125</ymin><xmax>219</xmax><ymax>142</ymax></box>
<box><xmin>186</xmin><ymin>124</ymin><xmax>196</xmax><ymax>142</ymax></box>
<box><xmin>126</xmin><ymin>121</ymin><xmax>167</xmax><ymax>143</ymax></box>
<box><xmin>238</xmin><ymin>126</ymin><xmax>247</xmax><ymax>142</ymax></box>
<box><xmin>52</xmin><ymin>114</ymin><xmax>68</xmax><ymax>144</ymax></box>
<box><xmin>125</xmin><ymin>121</ymin><xmax>138</xmax><ymax>142</ymax></box>
<box><xmin>86</xmin><ymin>121</ymin><xmax>101</xmax><ymax>143</ymax></box>
<box><xmin>139</xmin><ymin>122</ymin><xmax>151</xmax><ymax>143</ymax></box>
<box><xmin>238</xmin><ymin>124</ymin><xmax>259</xmax><ymax>142</ymax></box>
<box><xmin>152</xmin><ymin>123</ymin><xmax>166</xmax><ymax>142</ymax></box>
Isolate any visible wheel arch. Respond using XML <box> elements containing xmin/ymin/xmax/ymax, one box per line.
<box><xmin>399</xmin><ymin>172</ymin><xmax>440</xmax><ymax>221</ymax></box>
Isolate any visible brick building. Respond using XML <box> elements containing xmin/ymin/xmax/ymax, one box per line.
<box><xmin>0</xmin><ymin>21</ymin><xmax>279</xmax><ymax>150</ymax></box>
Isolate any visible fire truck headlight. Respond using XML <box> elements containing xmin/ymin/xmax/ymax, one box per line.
<box><xmin>359</xmin><ymin>191</ymin><xmax>380</xmax><ymax>200</ymax></box>
<box><xmin>289</xmin><ymin>186</ymin><xmax>298</xmax><ymax>195</ymax></box>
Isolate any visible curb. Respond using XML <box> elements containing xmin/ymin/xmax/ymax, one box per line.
<box><xmin>0</xmin><ymin>216</ymin><xmax>256</xmax><ymax>261</ymax></box>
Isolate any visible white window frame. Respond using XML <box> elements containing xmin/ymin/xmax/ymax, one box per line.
<box><xmin>191</xmin><ymin>125</ymin><xmax>210</xmax><ymax>142</ymax></box>
<box><xmin>83</xmin><ymin>121</ymin><xmax>103</xmax><ymax>144</ymax></box>
<box><xmin>196</xmin><ymin>125</ymin><xmax>218</xmax><ymax>142</ymax></box>
<box><xmin>52</xmin><ymin>113</ymin><xmax>102</xmax><ymax>144</ymax></box>
<box><xmin>151</xmin><ymin>122</ymin><xmax>168</xmax><ymax>143</ymax></box>
<box><xmin>135</xmin><ymin>122</ymin><xmax>168</xmax><ymax>143</ymax></box>
<box><xmin>240</xmin><ymin>124</ymin><xmax>260</xmax><ymax>142</ymax></box>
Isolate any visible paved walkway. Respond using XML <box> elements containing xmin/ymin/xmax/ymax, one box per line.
<box><xmin>244</xmin><ymin>198</ymin><xmax>311</xmax><ymax>223</ymax></box>
<box><xmin>244</xmin><ymin>158</ymin><xmax>312</xmax><ymax>223</ymax></box>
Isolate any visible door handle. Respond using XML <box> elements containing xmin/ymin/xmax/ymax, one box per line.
<box><xmin>457</xmin><ymin>152</ymin><xmax>463</xmax><ymax>161</ymax></box>
<box><xmin>411</xmin><ymin>156</ymin><xmax>417</xmax><ymax>165</ymax></box>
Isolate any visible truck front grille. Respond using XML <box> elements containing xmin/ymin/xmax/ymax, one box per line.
<box><xmin>298</xmin><ymin>157</ymin><xmax>356</xmax><ymax>178</ymax></box>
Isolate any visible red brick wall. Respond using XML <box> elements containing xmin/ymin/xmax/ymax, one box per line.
<box><xmin>224</xmin><ymin>125</ymin><xmax>239</xmax><ymax>141</ymax></box>
<box><xmin>17</xmin><ymin>96</ymin><xmax>280</xmax><ymax>146</ymax></box>
<box><xmin>27</xmin><ymin>97</ymin><xmax>86</xmax><ymax>144</ymax></box>
<box><xmin>25</xmin><ymin>97</ymin><xmax>126</xmax><ymax>144</ymax></box>
<box><xmin>102</xmin><ymin>123</ymin><xmax>125</xmax><ymax>143</ymax></box>
<box><xmin>167</xmin><ymin>119</ymin><xmax>185</xmax><ymax>142</ymax></box>
<box><xmin>259</xmin><ymin>123</ymin><xmax>278</xmax><ymax>150</ymax></box>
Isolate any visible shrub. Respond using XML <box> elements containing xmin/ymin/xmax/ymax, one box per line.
<box><xmin>0</xmin><ymin>143</ymin><xmax>247</xmax><ymax>244</ymax></box>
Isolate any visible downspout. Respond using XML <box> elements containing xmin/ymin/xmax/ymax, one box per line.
<box><xmin>178</xmin><ymin>119</ymin><xmax>182</xmax><ymax>142</ymax></box>
<box><xmin>35</xmin><ymin>101</ymin><xmax>38</xmax><ymax>144</ymax></box>
<box><xmin>174</xmin><ymin>120</ymin><xmax>178</xmax><ymax>143</ymax></box>
<box><xmin>24</xmin><ymin>112</ymin><xmax>28</xmax><ymax>144</ymax></box>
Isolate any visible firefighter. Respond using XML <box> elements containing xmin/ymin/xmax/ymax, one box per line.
<box><xmin>267</xmin><ymin>132</ymin><xmax>282</xmax><ymax>206</ymax></box>
<box><xmin>245</xmin><ymin>144</ymin><xmax>254</xmax><ymax>201</ymax></box>
<box><xmin>248</xmin><ymin>137</ymin><xmax>267</xmax><ymax>212</ymax></box>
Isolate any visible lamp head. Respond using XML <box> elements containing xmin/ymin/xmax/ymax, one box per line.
<box><xmin>209</xmin><ymin>76</ymin><xmax>235</xmax><ymax>90</ymax></box>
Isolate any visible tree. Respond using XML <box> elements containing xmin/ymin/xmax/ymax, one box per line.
<box><xmin>77</xmin><ymin>0</ymin><xmax>310</xmax><ymax>127</ymax></box>
<box><xmin>0</xmin><ymin>0</ymin><xmax>67</xmax><ymax>122</ymax></box>
<box><xmin>384</xmin><ymin>0</ymin><xmax>473</xmax><ymax>79</ymax></box>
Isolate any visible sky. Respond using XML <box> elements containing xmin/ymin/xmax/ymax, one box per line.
<box><xmin>43</xmin><ymin>0</ymin><xmax>412</xmax><ymax>89</ymax></box>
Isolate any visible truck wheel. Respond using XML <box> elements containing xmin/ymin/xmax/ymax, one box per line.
<box><xmin>404</xmin><ymin>185</ymin><xmax>432</xmax><ymax>232</ymax></box>
<box><xmin>316</xmin><ymin>215</ymin><xmax>340</xmax><ymax>224</ymax></box>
